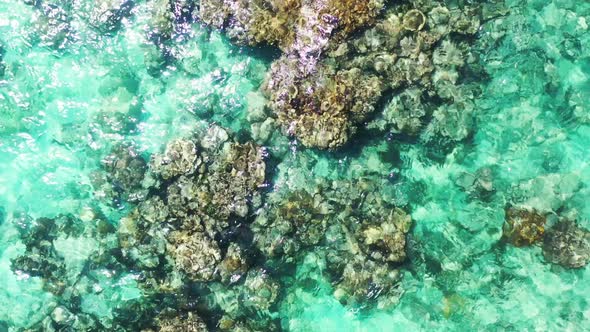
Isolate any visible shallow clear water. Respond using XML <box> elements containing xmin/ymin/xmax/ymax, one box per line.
<box><xmin>1</xmin><ymin>0</ymin><xmax>589</xmax><ymax>331</ymax></box>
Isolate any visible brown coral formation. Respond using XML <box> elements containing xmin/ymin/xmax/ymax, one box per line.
<box><xmin>197</xmin><ymin>0</ymin><xmax>392</xmax><ymax>149</ymax></box>
<box><xmin>502</xmin><ymin>206</ymin><xmax>546</xmax><ymax>247</ymax></box>
<box><xmin>116</xmin><ymin>126</ymin><xmax>267</xmax><ymax>282</ymax></box>
<box><xmin>253</xmin><ymin>189</ymin><xmax>331</xmax><ymax>259</ymax></box>
<box><xmin>154</xmin><ymin>1</ymin><xmax>487</xmax><ymax>150</ymax></box>
<box><xmin>207</xmin><ymin>268</ymin><xmax>281</xmax><ymax>331</ymax></box>
<box><xmin>167</xmin><ymin>230</ymin><xmax>222</xmax><ymax>281</ymax></box>
<box><xmin>333</xmin><ymin>257</ymin><xmax>403</xmax><ymax>308</ymax></box>
<box><xmin>10</xmin><ymin>212</ymin><xmax>116</xmax><ymax>299</ymax></box>
<box><xmin>146</xmin><ymin>0</ymin><xmax>197</xmax><ymax>41</ymax></box>
<box><xmin>360</xmin><ymin>207</ymin><xmax>411</xmax><ymax>263</ymax></box>
<box><xmin>262</xmin><ymin>3</ymin><xmax>482</xmax><ymax>149</ymax></box>
<box><xmin>151</xmin><ymin>138</ymin><xmax>201</xmax><ymax>180</ymax></box>
<box><xmin>153</xmin><ymin>137</ymin><xmax>266</xmax><ymax>230</ymax></box>
<box><xmin>85</xmin><ymin>0</ymin><xmax>134</xmax><ymax>33</ymax></box>
<box><xmin>114</xmin><ymin>129</ymin><xmax>275</xmax><ymax>329</ymax></box>
<box><xmin>252</xmin><ymin>176</ymin><xmax>411</xmax><ymax>308</ymax></box>
<box><xmin>199</xmin><ymin>0</ymin><xmax>381</xmax><ymax>51</ymax></box>
<box><xmin>265</xmin><ymin>62</ymin><xmax>384</xmax><ymax>149</ymax></box>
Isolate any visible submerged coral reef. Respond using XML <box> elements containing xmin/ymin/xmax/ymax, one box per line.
<box><xmin>2</xmin><ymin>0</ymin><xmax>590</xmax><ymax>331</ymax></box>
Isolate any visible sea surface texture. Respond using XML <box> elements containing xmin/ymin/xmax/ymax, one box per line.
<box><xmin>1</xmin><ymin>0</ymin><xmax>589</xmax><ymax>331</ymax></box>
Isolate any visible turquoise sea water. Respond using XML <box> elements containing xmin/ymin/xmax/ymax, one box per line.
<box><xmin>1</xmin><ymin>0</ymin><xmax>590</xmax><ymax>331</ymax></box>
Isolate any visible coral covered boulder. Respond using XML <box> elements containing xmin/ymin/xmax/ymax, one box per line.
<box><xmin>252</xmin><ymin>175</ymin><xmax>411</xmax><ymax>308</ymax></box>
<box><xmin>118</xmin><ymin>129</ymin><xmax>268</xmax><ymax>284</ymax></box>
<box><xmin>167</xmin><ymin>230</ymin><xmax>222</xmax><ymax>281</ymax></box>
<box><xmin>543</xmin><ymin>219</ymin><xmax>590</xmax><ymax>268</ymax></box>
<box><xmin>263</xmin><ymin>4</ymin><xmax>481</xmax><ymax>149</ymax></box>
<box><xmin>151</xmin><ymin>139</ymin><xmax>201</xmax><ymax>179</ymax></box>
<box><xmin>502</xmin><ymin>206</ymin><xmax>546</xmax><ymax>246</ymax></box>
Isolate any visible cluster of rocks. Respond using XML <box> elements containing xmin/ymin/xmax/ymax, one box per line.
<box><xmin>11</xmin><ymin>214</ymin><xmax>72</xmax><ymax>296</ymax></box>
<box><xmin>9</xmin><ymin>211</ymin><xmax>136</xmax><ymax>331</ymax></box>
<box><xmin>10</xmin><ymin>126</ymin><xmax>272</xmax><ymax>331</ymax></box>
<box><xmin>131</xmin><ymin>129</ymin><xmax>412</xmax><ymax>325</ymax></box>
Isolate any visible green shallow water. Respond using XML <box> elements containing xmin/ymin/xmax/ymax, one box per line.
<box><xmin>1</xmin><ymin>0</ymin><xmax>590</xmax><ymax>331</ymax></box>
